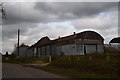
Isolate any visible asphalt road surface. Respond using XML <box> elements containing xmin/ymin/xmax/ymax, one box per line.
<box><xmin>2</xmin><ymin>63</ymin><xmax>67</xmax><ymax>78</ymax></box>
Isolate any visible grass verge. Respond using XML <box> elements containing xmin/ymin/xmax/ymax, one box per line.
<box><xmin>41</xmin><ymin>65</ymin><xmax>119</xmax><ymax>79</ymax></box>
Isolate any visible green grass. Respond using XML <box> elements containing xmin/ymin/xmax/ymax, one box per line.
<box><xmin>44</xmin><ymin>53</ymin><xmax>120</xmax><ymax>78</ymax></box>
<box><xmin>2</xmin><ymin>53</ymin><xmax>120</xmax><ymax>78</ymax></box>
<box><xmin>2</xmin><ymin>56</ymin><xmax>50</xmax><ymax>64</ymax></box>
<box><xmin>41</xmin><ymin>65</ymin><xmax>119</xmax><ymax>78</ymax></box>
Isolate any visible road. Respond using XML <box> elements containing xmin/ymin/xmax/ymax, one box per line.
<box><xmin>2</xmin><ymin>63</ymin><xmax>67</xmax><ymax>78</ymax></box>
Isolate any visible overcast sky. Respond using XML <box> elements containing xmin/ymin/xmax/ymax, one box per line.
<box><xmin>1</xmin><ymin>2</ymin><xmax>118</xmax><ymax>54</ymax></box>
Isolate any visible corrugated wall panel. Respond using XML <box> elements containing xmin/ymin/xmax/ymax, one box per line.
<box><xmin>76</xmin><ymin>43</ymin><xmax>84</xmax><ymax>55</ymax></box>
<box><xmin>57</xmin><ymin>46</ymin><xmax>62</xmax><ymax>55</ymax></box>
<box><xmin>84</xmin><ymin>45</ymin><xmax>97</xmax><ymax>54</ymax></box>
<box><xmin>46</xmin><ymin>46</ymin><xmax>50</xmax><ymax>56</ymax></box>
<box><xmin>62</xmin><ymin>44</ymin><xmax>77</xmax><ymax>55</ymax></box>
<box><xmin>97</xmin><ymin>45</ymin><xmax>104</xmax><ymax>53</ymax></box>
<box><xmin>19</xmin><ymin>47</ymin><xmax>28</xmax><ymax>57</ymax></box>
<box><xmin>38</xmin><ymin>47</ymin><xmax>41</xmax><ymax>57</ymax></box>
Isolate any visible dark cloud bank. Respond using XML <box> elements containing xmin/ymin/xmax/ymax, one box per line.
<box><xmin>2</xmin><ymin>2</ymin><xmax>118</xmax><ymax>53</ymax></box>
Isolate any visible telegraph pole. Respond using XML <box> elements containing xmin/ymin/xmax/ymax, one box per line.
<box><xmin>17</xmin><ymin>29</ymin><xmax>20</xmax><ymax>58</ymax></box>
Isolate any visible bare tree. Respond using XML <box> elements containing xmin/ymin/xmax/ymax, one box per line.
<box><xmin>0</xmin><ymin>2</ymin><xmax>6</xmax><ymax>19</ymax></box>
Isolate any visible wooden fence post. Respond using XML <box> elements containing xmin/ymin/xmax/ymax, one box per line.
<box><xmin>49</xmin><ymin>56</ymin><xmax>51</xmax><ymax>63</ymax></box>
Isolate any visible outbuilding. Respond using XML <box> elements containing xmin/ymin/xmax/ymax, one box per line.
<box><xmin>56</xmin><ymin>30</ymin><xmax>104</xmax><ymax>55</ymax></box>
<box><xmin>109</xmin><ymin>37</ymin><xmax>120</xmax><ymax>52</ymax></box>
<box><xmin>30</xmin><ymin>30</ymin><xmax>104</xmax><ymax>57</ymax></box>
<box><xmin>19</xmin><ymin>44</ymin><xmax>29</xmax><ymax>57</ymax></box>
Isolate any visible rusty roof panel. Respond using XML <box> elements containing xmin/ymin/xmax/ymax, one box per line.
<box><xmin>29</xmin><ymin>30</ymin><xmax>104</xmax><ymax>48</ymax></box>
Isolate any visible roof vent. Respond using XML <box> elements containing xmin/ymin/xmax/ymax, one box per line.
<box><xmin>58</xmin><ymin>36</ymin><xmax>60</xmax><ymax>39</ymax></box>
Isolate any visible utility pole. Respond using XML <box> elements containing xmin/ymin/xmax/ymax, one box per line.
<box><xmin>17</xmin><ymin>29</ymin><xmax>20</xmax><ymax>58</ymax></box>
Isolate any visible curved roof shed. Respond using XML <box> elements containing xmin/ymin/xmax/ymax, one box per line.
<box><xmin>76</xmin><ymin>31</ymin><xmax>104</xmax><ymax>40</ymax></box>
<box><xmin>110</xmin><ymin>37</ymin><xmax>120</xmax><ymax>43</ymax></box>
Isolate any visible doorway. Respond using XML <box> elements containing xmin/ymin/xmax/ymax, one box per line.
<box><xmin>84</xmin><ymin>46</ymin><xmax>86</xmax><ymax>55</ymax></box>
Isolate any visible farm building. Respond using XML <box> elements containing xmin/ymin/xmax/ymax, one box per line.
<box><xmin>14</xmin><ymin>44</ymin><xmax>29</xmax><ymax>57</ymax></box>
<box><xmin>110</xmin><ymin>37</ymin><xmax>120</xmax><ymax>43</ymax></box>
<box><xmin>28</xmin><ymin>30</ymin><xmax>104</xmax><ymax>57</ymax></box>
<box><xmin>27</xmin><ymin>36</ymin><xmax>51</xmax><ymax>57</ymax></box>
<box><xmin>109</xmin><ymin>37</ymin><xmax>120</xmax><ymax>52</ymax></box>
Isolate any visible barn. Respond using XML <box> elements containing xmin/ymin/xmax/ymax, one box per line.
<box><xmin>27</xmin><ymin>44</ymin><xmax>36</xmax><ymax>57</ymax></box>
<box><xmin>14</xmin><ymin>44</ymin><xmax>29</xmax><ymax>57</ymax></box>
<box><xmin>27</xmin><ymin>36</ymin><xmax>52</xmax><ymax>57</ymax></box>
<box><xmin>28</xmin><ymin>30</ymin><xmax>104</xmax><ymax>57</ymax></box>
<box><xmin>109</xmin><ymin>37</ymin><xmax>120</xmax><ymax>52</ymax></box>
<box><xmin>19</xmin><ymin>44</ymin><xmax>29</xmax><ymax>57</ymax></box>
<box><xmin>110</xmin><ymin>37</ymin><xmax>120</xmax><ymax>43</ymax></box>
<box><xmin>55</xmin><ymin>30</ymin><xmax>104</xmax><ymax>55</ymax></box>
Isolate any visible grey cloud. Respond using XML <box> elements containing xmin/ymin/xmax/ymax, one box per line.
<box><xmin>3</xmin><ymin>2</ymin><xmax>118</xmax><ymax>25</ymax></box>
<box><xmin>2</xmin><ymin>42</ymin><xmax>14</xmax><ymax>54</ymax></box>
<box><xmin>72</xmin><ymin>10</ymin><xmax>118</xmax><ymax>43</ymax></box>
<box><xmin>34</xmin><ymin>2</ymin><xmax>117</xmax><ymax>20</ymax></box>
<box><xmin>3</xmin><ymin>2</ymin><xmax>41</xmax><ymax>25</ymax></box>
<box><xmin>1</xmin><ymin>2</ymin><xmax>118</xmax><ymax>53</ymax></box>
<box><xmin>2</xmin><ymin>23</ymin><xmax>38</xmax><ymax>42</ymax></box>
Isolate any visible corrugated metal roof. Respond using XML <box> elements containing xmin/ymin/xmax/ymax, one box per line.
<box><xmin>110</xmin><ymin>37</ymin><xmax>120</xmax><ymax>43</ymax></box>
<box><xmin>29</xmin><ymin>30</ymin><xmax>104</xmax><ymax>48</ymax></box>
<box><xmin>19</xmin><ymin>44</ymin><xmax>29</xmax><ymax>47</ymax></box>
<box><xmin>76</xmin><ymin>31</ymin><xmax>104</xmax><ymax>40</ymax></box>
<box><xmin>29</xmin><ymin>36</ymin><xmax>51</xmax><ymax>48</ymax></box>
